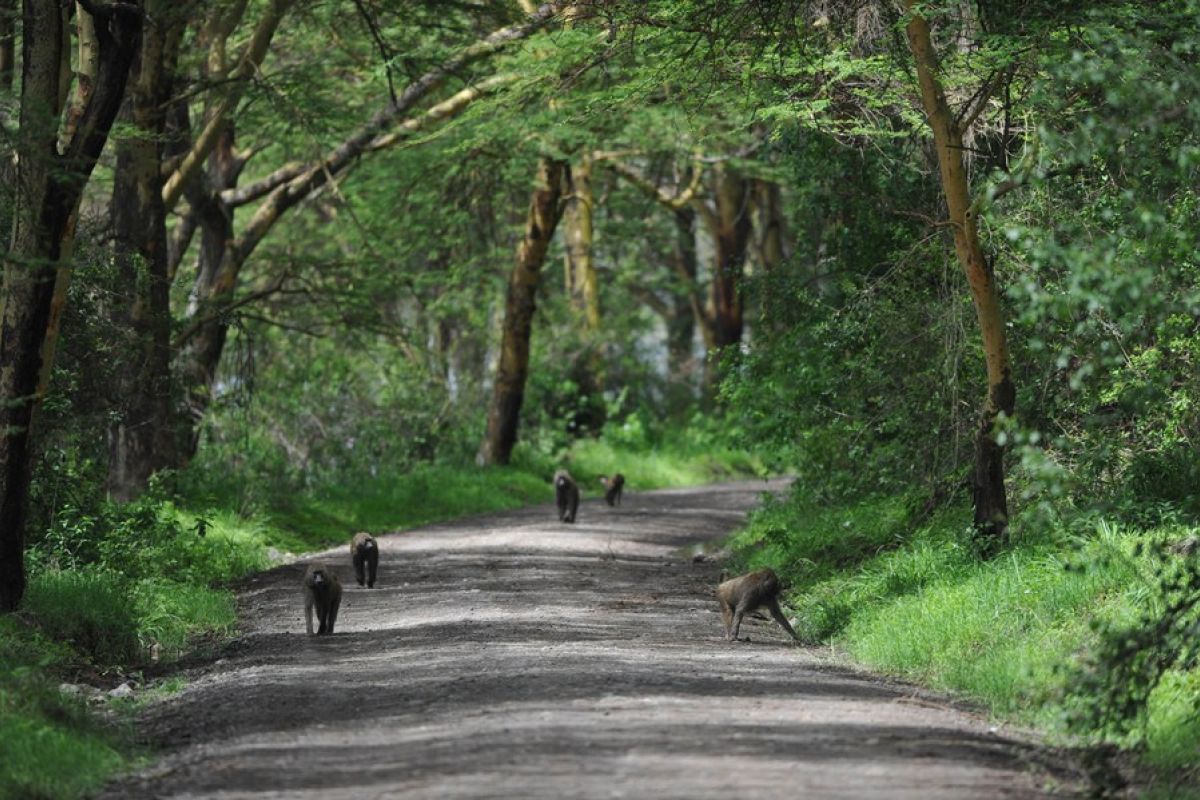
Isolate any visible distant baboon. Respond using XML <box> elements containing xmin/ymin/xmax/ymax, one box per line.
<box><xmin>599</xmin><ymin>473</ymin><xmax>625</xmax><ymax>507</ymax></box>
<box><xmin>303</xmin><ymin>563</ymin><xmax>343</xmax><ymax>635</ymax></box>
<box><xmin>554</xmin><ymin>469</ymin><xmax>580</xmax><ymax>523</ymax></box>
<box><xmin>350</xmin><ymin>532</ymin><xmax>379</xmax><ymax>588</ymax></box>
<box><xmin>715</xmin><ymin>568</ymin><xmax>799</xmax><ymax>643</ymax></box>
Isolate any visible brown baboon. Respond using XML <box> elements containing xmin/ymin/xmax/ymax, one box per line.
<box><xmin>715</xmin><ymin>568</ymin><xmax>799</xmax><ymax>643</ymax></box>
<box><xmin>350</xmin><ymin>532</ymin><xmax>379</xmax><ymax>588</ymax></box>
<box><xmin>303</xmin><ymin>563</ymin><xmax>343</xmax><ymax>635</ymax></box>
<box><xmin>599</xmin><ymin>473</ymin><xmax>625</xmax><ymax>507</ymax></box>
<box><xmin>554</xmin><ymin>469</ymin><xmax>580</xmax><ymax>523</ymax></box>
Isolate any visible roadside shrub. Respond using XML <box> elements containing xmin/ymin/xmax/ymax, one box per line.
<box><xmin>0</xmin><ymin>618</ymin><xmax>124</xmax><ymax>800</ymax></box>
<box><xmin>21</xmin><ymin>570</ymin><xmax>140</xmax><ymax>666</ymax></box>
<box><xmin>131</xmin><ymin>579</ymin><xmax>237</xmax><ymax>656</ymax></box>
<box><xmin>1065</xmin><ymin>534</ymin><xmax>1200</xmax><ymax>744</ymax></box>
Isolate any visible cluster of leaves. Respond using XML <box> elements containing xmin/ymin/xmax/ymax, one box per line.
<box><xmin>1065</xmin><ymin>534</ymin><xmax>1200</xmax><ymax>744</ymax></box>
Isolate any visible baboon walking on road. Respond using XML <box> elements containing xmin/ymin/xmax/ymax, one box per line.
<box><xmin>716</xmin><ymin>568</ymin><xmax>799</xmax><ymax>643</ymax></box>
<box><xmin>599</xmin><ymin>473</ymin><xmax>625</xmax><ymax>507</ymax></box>
<box><xmin>554</xmin><ymin>469</ymin><xmax>580</xmax><ymax>523</ymax></box>
<box><xmin>303</xmin><ymin>563</ymin><xmax>343</xmax><ymax>635</ymax></box>
<box><xmin>350</xmin><ymin>532</ymin><xmax>379</xmax><ymax>588</ymax></box>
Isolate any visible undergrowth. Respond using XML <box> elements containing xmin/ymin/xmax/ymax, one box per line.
<box><xmin>729</xmin><ymin>486</ymin><xmax>1200</xmax><ymax>789</ymax></box>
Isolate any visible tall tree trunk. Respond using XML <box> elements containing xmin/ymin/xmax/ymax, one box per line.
<box><xmin>107</xmin><ymin>0</ymin><xmax>186</xmax><ymax>500</ymax></box>
<box><xmin>563</xmin><ymin>156</ymin><xmax>599</xmax><ymax>331</ymax></box>
<box><xmin>0</xmin><ymin>0</ymin><xmax>139</xmax><ymax>611</ymax></box>
<box><xmin>701</xmin><ymin>165</ymin><xmax>751</xmax><ymax>395</ymax></box>
<box><xmin>667</xmin><ymin>207</ymin><xmax>700</xmax><ymax>394</ymax></box>
<box><xmin>35</xmin><ymin>5</ymin><xmax>99</xmax><ymax>416</ymax></box>
<box><xmin>476</xmin><ymin>157</ymin><xmax>566</xmax><ymax>466</ymax></box>
<box><xmin>562</xmin><ymin>156</ymin><xmax>605</xmax><ymax>428</ymax></box>
<box><xmin>749</xmin><ymin>178</ymin><xmax>786</xmax><ymax>274</ymax></box>
<box><xmin>176</xmin><ymin>119</ymin><xmax>240</xmax><ymax>465</ymax></box>
<box><xmin>749</xmin><ymin>178</ymin><xmax>788</xmax><ymax>337</ymax></box>
<box><xmin>906</xmin><ymin>5</ymin><xmax>1015</xmax><ymax>537</ymax></box>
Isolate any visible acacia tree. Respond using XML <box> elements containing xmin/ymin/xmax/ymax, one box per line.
<box><xmin>477</xmin><ymin>157</ymin><xmax>568</xmax><ymax>465</ymax></box>
<box><xmin>0</xmin><ymin>0</ymin><xmax>140</xmax><ymax>611</ymax></box>
<box><xmin>904</xmin><ymin>2</ymin><xmax>1015</xmax><ymax>537</ymax></box>
<box><xmin>106</xmin><ymin>0</ymin><xmax>189</xmax><ymax>500</ymax></box>
<box><xmin>171</xmin><ymin>2</ymin><xmax>568</xmax><ymax>469</ymax></box>
<box><xmin>604</xmin><ymin>155</ymin><xmax>752</xmax><ymax>393</ymax></box>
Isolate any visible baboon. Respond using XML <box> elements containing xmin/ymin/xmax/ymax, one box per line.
<box><xmin>715</xmin><ymin>568</ymin><xmax>799</xmax><ymax>643</ymax></box>
<box><xmin>599</xmin><ymin>473</ymin><xmax>625</xmax><ymax>507</ymax></box>
<box><xmin>554</xmin><ymin>469</ymin><xmax>580</xmax><ymax>523</ymax></box>
<box><xmin>303</xmin><ymin>563</ymin><xmax>343</xmax><ymax>635</ymax></box>
<box><xmin>350</xmin><ymin>531</ymin><xmax>379</xmax><ymax>588</ymax></box>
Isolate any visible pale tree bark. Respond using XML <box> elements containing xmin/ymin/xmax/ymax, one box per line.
<box><xmin>36</xmin><ymin>4</ymin><xmax>101</xmax><ymax>411</ymax></box>
<box><xmin>0</xmin><ymin>0</ymin><xmax>139</xmax><ymax>611</ymax></box>
<box><xmin>173</xmin><ymin>4</ymin><xmax>566</xmax><ymax>463</ymax></box>
<box><xmin>476</xmin><ymin>157</ymin><xmax>567</xmax><ymax>466</ymax></box>
<box><xmin>563</xmin><ymin>156</ymin><xmax>599</xmax><ymax>331</ymax></box>
<box><xmin>905</xmin><ymin>3</ymin><xmax>1015</xmax><ymax>537</ymax></box>
<box><xmin>749</xmin><ymin>178</ymin><xmax>786</xmax><ymax>274</ymax></box>
<box><xmin>562</xmin><ymin>155</ymin><xmax>605</xmax><ymax>422</ymax></box>
<box><xmin>161</xmin><ymin>0</ymin><xmax>295</xmax><ymax>212</ymax></box>
<box><xmin>106</xmin><ymin>0</ymin><xmax>188</xmax><ymax>500</ymax></box>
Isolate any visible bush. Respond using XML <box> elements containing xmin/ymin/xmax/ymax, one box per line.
<box><xmin>21</xmin><ymin>570</ymin><xmax>141</xmax><ymax>666</ymax></box>
<box><xmin>0</xmin><ymin>617</ymin><xmax>125</xmax><ymax>800</ymax></box>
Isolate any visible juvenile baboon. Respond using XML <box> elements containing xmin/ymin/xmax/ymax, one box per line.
<box><xmin>350</xmin><ymin>531</ymin><xmax>379</xmax><ymax>588</ymax></box>
<box><xmin>554</xmin><ymin>469</ymin><xmax>580</xmax><ymax>523</ymax></box>
<box><xmin>715</xmin><ymin>568</ymin><xmax>799</xmax><ymax>643</ymax></box>
<box><xmin>599</xmin><ymin>473</ymin><xmax>625</xmax><ymax>507</ymax></box>
<box><xmin>303</xmin><ymin>563</ymin><xmax>343</xmax><ymax>636</ymax></box>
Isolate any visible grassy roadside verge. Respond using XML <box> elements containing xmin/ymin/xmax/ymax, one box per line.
<box><xmin>3</xmin><ymin>434</ymin><xmax>763</xmax><ymax>799</ymax></box>
<box><xmin>727</xmin><ymin>487</ymin><xmax>1200</xmax><ymax>795</ymax></box>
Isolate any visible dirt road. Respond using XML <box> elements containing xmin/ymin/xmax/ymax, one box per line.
<box><xmin>100</xmin><ymin>480</ymin><xmax>1080</xmax><ymax>799</ymax></box>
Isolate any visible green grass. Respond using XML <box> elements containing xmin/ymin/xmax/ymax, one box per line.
<box><xmin>233</xmin><ymin>435</ymin><xmax>765</xmax><ymax>552</ymax></box>
<box><xmin>730</xmin><ymin>488</ymin><xmax>1200</xmax><ymax>782</ymax></box>
<box><xmin>0</xmin><ymin>617</ymin><xmax>128</xmax><ymax>800</ymax></box>
<box><xmin>266</xmin><ymin>464</ymin><xmax>556</xmax><ymax>551</ymax></box>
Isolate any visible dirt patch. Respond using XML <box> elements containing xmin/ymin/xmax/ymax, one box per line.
<box><xmin>99</xmin><ymin>479</ymin><xmax>1082</xmax><ymax>798</ymax></box>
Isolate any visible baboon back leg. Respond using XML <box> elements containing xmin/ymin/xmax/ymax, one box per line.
<box><xmin>730</xmin><ymin>603</ymin><xmax>750</xmax><ymax>641</ymax></box>
<box><xmin>767</xmin><ymin>598</ymin><xmax>799</xmax><ymax>641</ymax></box>
<box><xmin>367</xmin><ymin>552</ymin><xmax>378</xmax><ymax>588</ymax></box>
<box><xmin>353</xmin><ymin>553</ymin><xmax>365</xmax><ymax>587</ymax></box>
<box><xmin>719</xmin><ymin>599</ymin><xmax>733</xmax><ymax>638</ymax></box>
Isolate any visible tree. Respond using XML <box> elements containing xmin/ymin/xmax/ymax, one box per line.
<box><xmin>172</xmin><ymin>2</ymin><xmax>568</xmax><ymax>468</ymax></box>
<box><xmin>106</xmin><ymin>0</ymin><xmax>189</xmax><ymax>500</ymax></box>
<box><xmin>0</xmin><ymin>0</ymin><xmax>140</xmax><ymax>611</ymax></box>
<box><xmin>904</xmin><ymin>2</ymin><xmax>1015</xmax><ymax>538</ymax></box>
<box><xmin>477</xmin><ymin>157</ymin><xmax>568</xmax><ymax>465</ymax></box>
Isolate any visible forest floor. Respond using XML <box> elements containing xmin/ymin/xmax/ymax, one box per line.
<box><xmin>98</xmin><ymin>479</ymin><xmax>1084</xmax><ymax>799</ymax></box>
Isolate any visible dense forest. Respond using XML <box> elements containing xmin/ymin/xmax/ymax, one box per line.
<box><xmin>2</xmin><ymin>0</ymin><xmax>1199</xmax><ymax>796</ymax></box>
